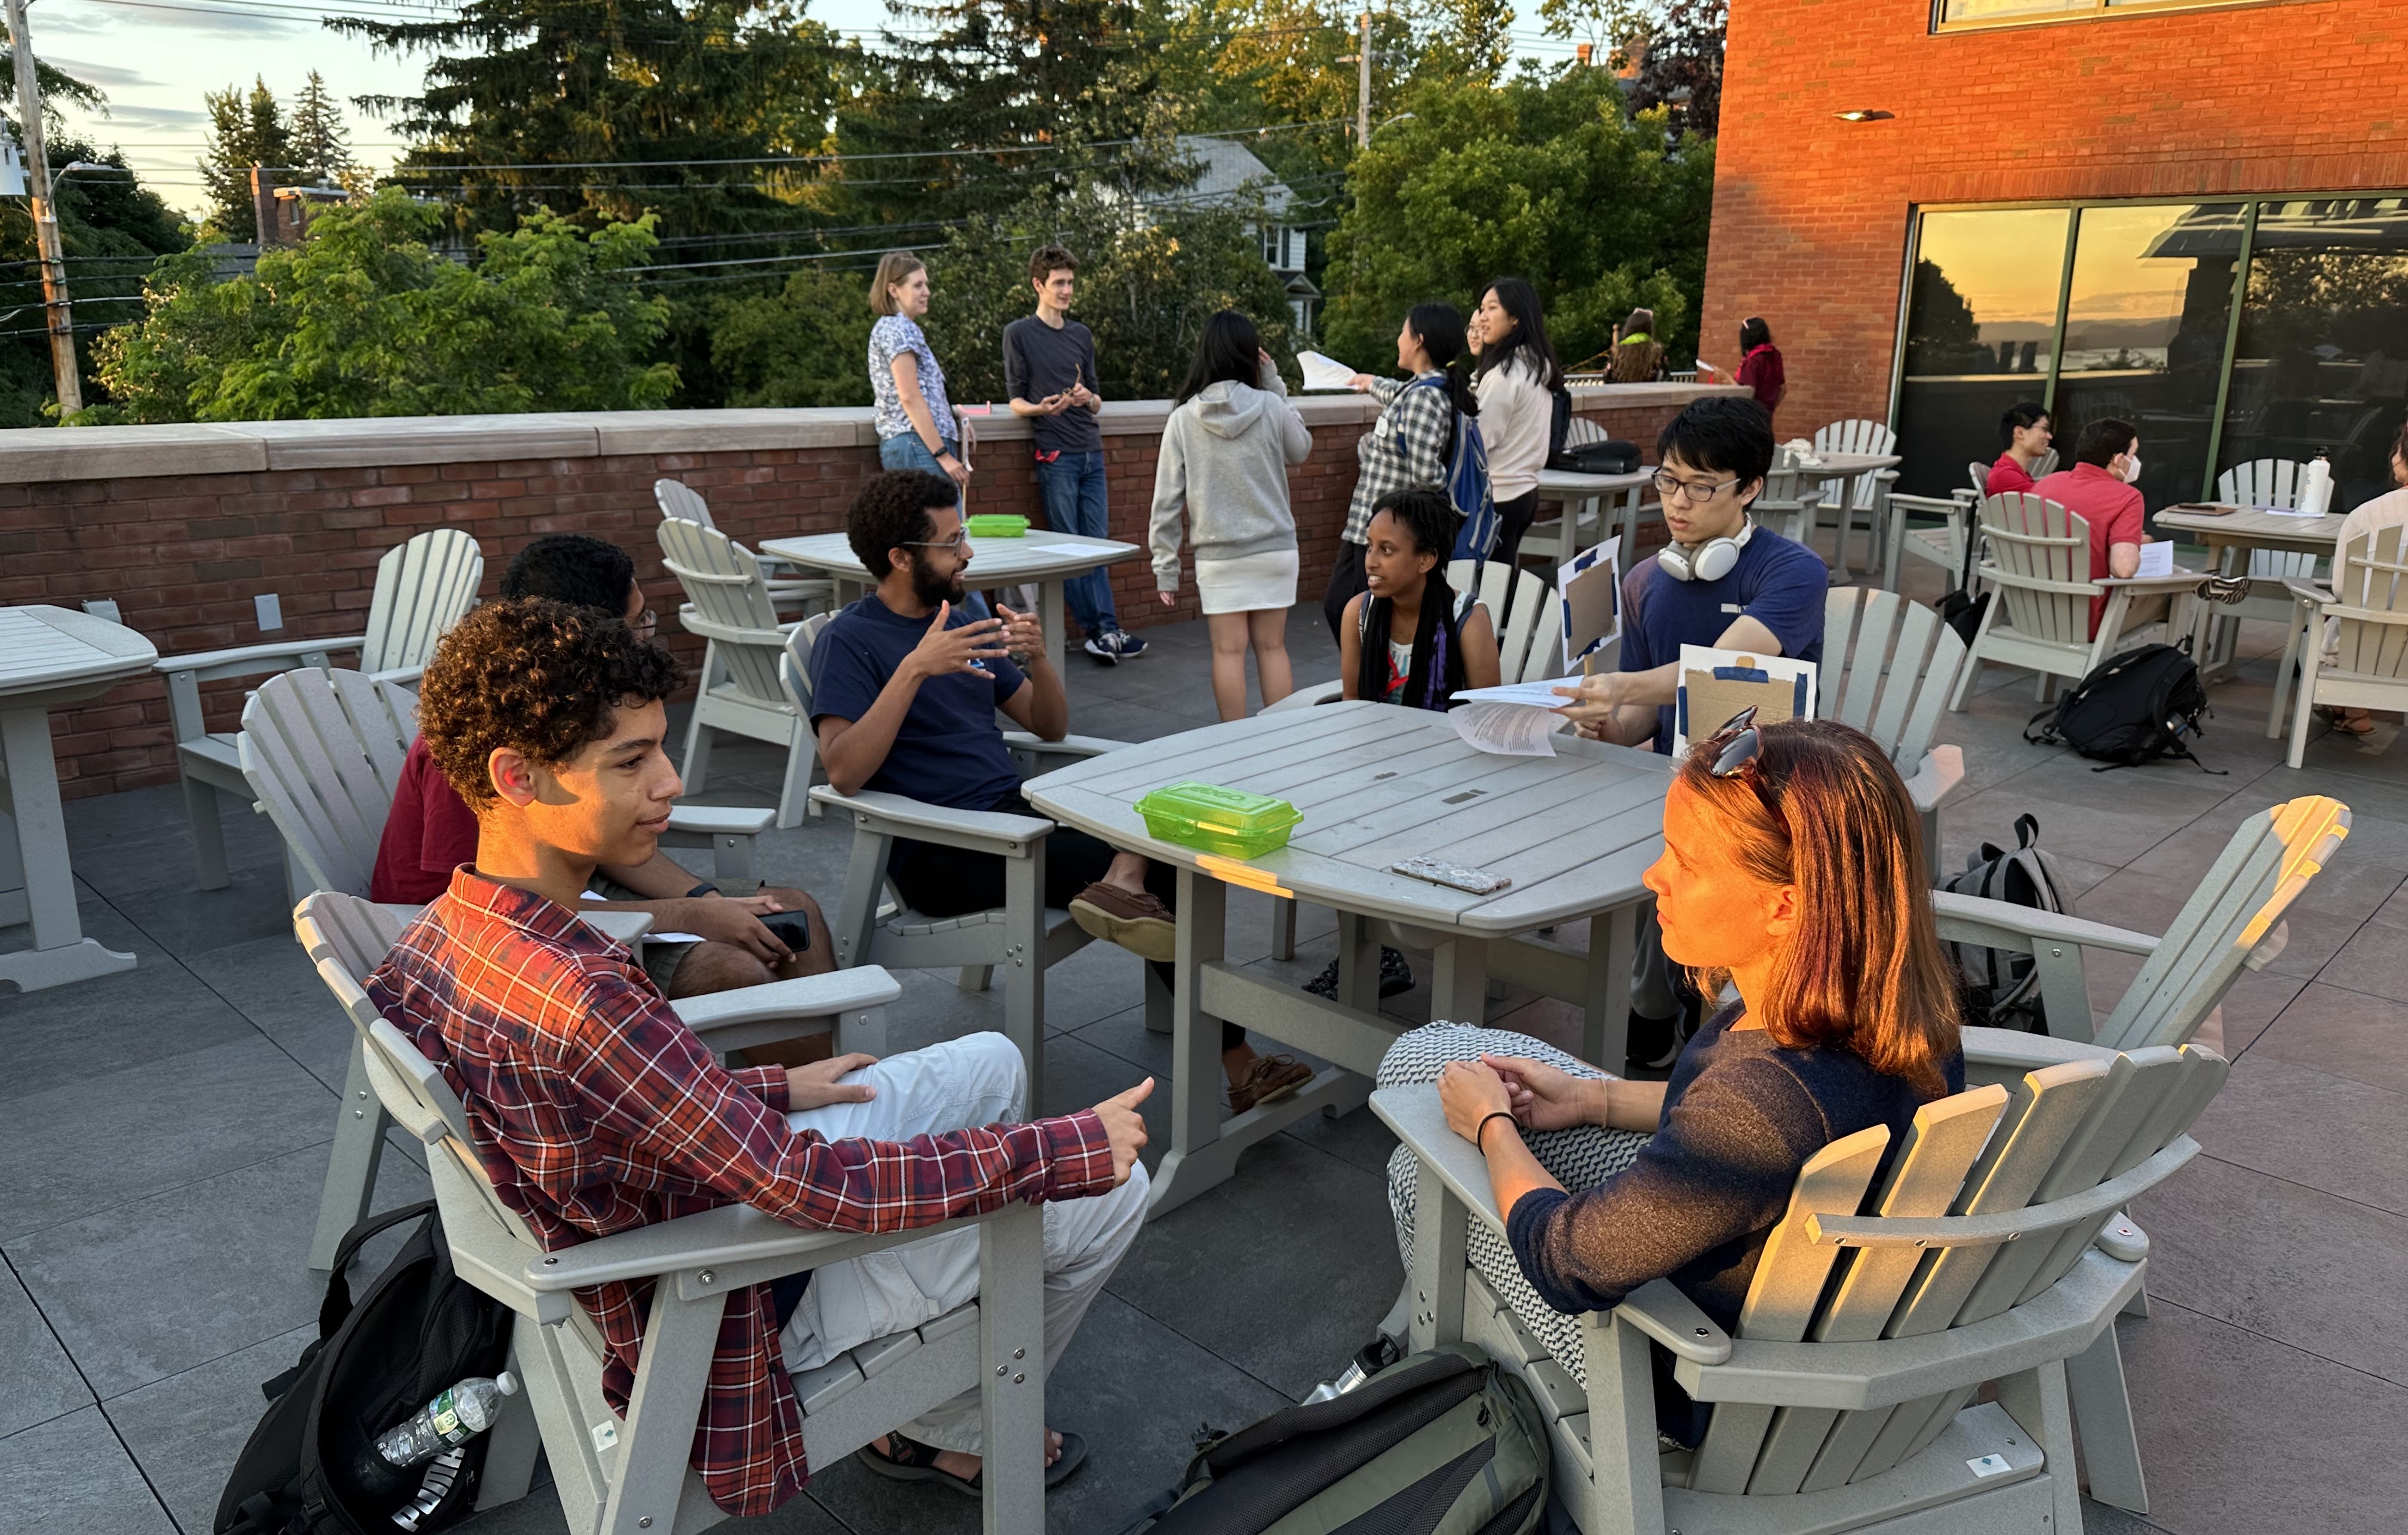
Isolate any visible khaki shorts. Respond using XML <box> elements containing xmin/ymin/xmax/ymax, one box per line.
<box><xmin>589</xmin><ymin>876</ymin><xmax>693</xmax><ymax>994</ymax></box>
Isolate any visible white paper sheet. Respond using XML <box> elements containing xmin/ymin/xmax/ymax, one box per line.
<box><xmin>1297</xmin><ymin>350</ymin><xmax>1358</xmax><ymax>391</ymax></box>
<box><xmin>580</xmin><ymin>891</ymin><xmax>701</xmax><ymax>944</ymax></box>
<box><xmin>1021</xmin><ymin>540</ymin><xmax>1108</xmax><ymax>557</ymax></box>
<box><xmin>2259</xmin><ymin>505</ymin><xmax>2326</xmax><ymax>519</ymax></box>
<box><xmin>2134</xmin><ymin>540</ymin><xmax>2174</xmax><ymax>577</ymax></box>
<box><xmin>1449</xmin><ymin>700</ymin><xmax>1568</xmax><ymax>757</ymax></box>
<box><xmin>1453</xmin><ymin>679</ymin><xmax>1583</xmax><ymax>707</ymax></box>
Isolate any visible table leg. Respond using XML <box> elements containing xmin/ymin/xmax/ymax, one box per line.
<box><xmin>0</xmin><ymin>705</ymin><xmax>135</xmax><ymax>993</ymax></box>
<box><xmin>1042</xmin><ymin>579</ymin><xmax>1067</xmax><ymax>678</ymax></box>
<box><xmin>1581</xmin><ymin>902</ymin><xmax>1644</xmax><ymax>1070</ymax></box>
<box><xmin>1429</xmin><ymin>934</ymin><xmax>1490</xmax><ymax>1025</ymax></box>
<box><xmin>1617</xmin><ymin>487</ymin><xmax>1643</xmax><ymax>555</ymax></box>
<box><xmin>0</xmin><ymin>758</ymin><xmax>26</xmax><ymax>928</ymax></box>
<box><xmin>1157</xmin><ymin>867</ymin><xmax>1230</xmax><ymax>1205</ymax></box>
<box><xmin>1335</xmin><ymin>910</ymin><xmax>1378</xmax><ymax>1014</ymax></box>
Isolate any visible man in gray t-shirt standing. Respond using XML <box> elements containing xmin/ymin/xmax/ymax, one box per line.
<box><xmin>1004</xmin><ymin>244</ymin><xmax>1145</xmax><ymax>663</ymax></box>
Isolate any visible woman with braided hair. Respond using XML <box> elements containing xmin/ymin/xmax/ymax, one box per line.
<box><xmin>1337</xmin><ymin>486</ymin><xmax>1502</xmax><ymax>711</ymax></box>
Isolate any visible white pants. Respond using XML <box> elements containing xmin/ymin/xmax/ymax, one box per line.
<box><xmin>774</xmin><ymin>1032</ymin><xmax>1148</xmax><ymax>1454</ymax></box>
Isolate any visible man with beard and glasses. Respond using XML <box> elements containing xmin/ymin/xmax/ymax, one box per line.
<box><xmin>810</xmin><ymin>471</ymin><xmax>1312</xmax><ymax>1113</ymax></box>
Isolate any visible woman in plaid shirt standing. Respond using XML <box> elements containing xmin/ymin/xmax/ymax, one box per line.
<box><xmin>1321</xmin><ymin>301</ymin><xmax>1480</xmax><ymax>640</ymax></box>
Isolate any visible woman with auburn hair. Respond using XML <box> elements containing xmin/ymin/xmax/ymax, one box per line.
<box><xmin>1377</xmin><ymin>715</ymin><xmax>1962</xmax><ymax>1441</ymax></box>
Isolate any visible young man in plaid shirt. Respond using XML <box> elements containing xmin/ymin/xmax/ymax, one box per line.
<box><xmin>366</xmin><ymin>596</ymin><xmax>1151</xmax><ymax>1514</ymax></box>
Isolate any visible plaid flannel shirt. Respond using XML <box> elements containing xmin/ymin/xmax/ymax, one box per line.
<box><xmin>1343</xmin><ymin>372</ymin><xmax>1455</xmax><ymax>545</ymax></box>
<box><xmin>366</xmin><ymin>870</ymin><xmax>1117</xmax><ymax>1517</ymax></box>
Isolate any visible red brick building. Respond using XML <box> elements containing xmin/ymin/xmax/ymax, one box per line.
<box><xmin>1701</xmin><ymin>0</ymin><xmax>2408</xmax><ymax>509</ymax></box>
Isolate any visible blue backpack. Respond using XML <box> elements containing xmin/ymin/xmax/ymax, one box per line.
<box><xmin>1398</xmin><ymin>377</ymin><xmax>1495</xmax><ymax>562</ymax></box>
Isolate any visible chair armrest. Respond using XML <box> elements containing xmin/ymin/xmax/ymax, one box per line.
<box><xmin>364</xmin><ymin>665</ymin><xmax>425</xmax><ymax>691</ymax></box>
<box><xmin>1615</xmin><ymin>1279</ymin><xmax>1733</xmax><ymax>1365</ymax></box>
<box><xmin>1885</xmin><ymin>493</ymin><xmax>1965</xmax><ymax>518</ymax></box>
<box><xmin>1369</xmin><ymin>1085</ymin><xmax>1509</xmax><ymax>1238</ymax></box>
<box><xmin>665</xmin><ymin>805</ymin><xmax>777</xmax><ymax>837</ymax></box>
<box><xmin>670</xmin><ymin>967</ymin><xmax>902</xmax><ymax>1040</ymax></box>
<box><xmin>523</xmin><ymin>1199</ymin><xmax>1005</xmax><ymax>1295</ymax></box>
<box><xmin>1903</xmin><ymin>745</ymin><xmax>1964</xmax><ymax>815</ymax></box>
<box><xmin>155</xmin><ymin>634</ymin><xmax>367</xmax><ymax>682</ymax></box>
<box><xmin>2282</xmin><ymin>576</ymin><xmax>2335</xmax><ymax>610</ymax></box>
<box><xmin>2097</xmin><ymin>571</ymin><xmax>2210</xmax><ymax>592</ymax></box>
<box><xmin>810</xmin><ymin>785</ymin><xmax>1055</xmax><ymax>857</ymax></box>
<box><xmin>1001</xmin><ymin>731</ymin><xmax>1131</xmax><ymax>764</ymax></box>
<box><xmin>1932</xmin><ymin>890</ymin><xmax>2159</xmax><ymax>958</ymax></box>
<box><xmin>580</xmin><ymin>911</ymin><xmax>656</xmax><ymax>946</ymax></box>
<box><xmin>2094</xmin><ymin>1210</ymin><xmax>2148</xmax><ymax>1263</ymax></box>
<box><xmin>1960</xmin><ymin>1025</ymin><xmax>2124</xmax><ymax>1073</ymax></box>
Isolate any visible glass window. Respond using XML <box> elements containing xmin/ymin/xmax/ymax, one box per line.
<box><xmin>1893</xmin><ymin>208</ymin><xmax>2071</xmax><ymax>497</ymax></box>
<box><xmin>2220</xmin><ymin>199</ymin><xmax>2408</xmax><ymax>513</ymax></box>
<box><xmin>1938</xmin><ymin>0</ymin><xmax>2283</xmax><ymax>26</ymax></box>
<box><xmin>2053</xmin><ymin>203</ymin><xmax>2241</xmax><ymax>510</ymax></box>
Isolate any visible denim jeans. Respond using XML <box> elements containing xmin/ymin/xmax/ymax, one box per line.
<box><xmin>1035</xmin><ymin>449</ymin><xmax>1118</xmax><ymax>636</ymax></box>
<box><xmin>879</xmin><ymin>432</ymin><xmax>957</xmax><ymax>487</ymax></box>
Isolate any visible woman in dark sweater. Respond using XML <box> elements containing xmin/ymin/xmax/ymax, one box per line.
<box><xmin>1378</xmin><ymin>716</ymin><xmax>1963</xmax><ymax>1434</ymax></box>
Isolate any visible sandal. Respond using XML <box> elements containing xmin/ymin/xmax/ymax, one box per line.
<box><xmin>856</xmin><ymin>1429</ymin><xmax>1089</xmax><ymax>1493</ymax></box>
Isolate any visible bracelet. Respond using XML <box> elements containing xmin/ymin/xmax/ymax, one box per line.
<box><xmin>1476</xmin><ymin>1111</ymin><xmax>1518</xmax><ymax>1153</ymax></box>
<box><xmin>686</xmin><ymin>882</ymin><xmax>719</xmax><ymax>899</ymax></box>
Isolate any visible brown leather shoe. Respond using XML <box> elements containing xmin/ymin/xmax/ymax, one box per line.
<box><xmin>1228</xmin><ymin>1053</ymin><xmax>1313</xmax><ymax>1115</ymax></box>
<box><xmin>1068</xmin><ymin>882</ymin><xmax>1177</xmax><ymax>962</ymax></box>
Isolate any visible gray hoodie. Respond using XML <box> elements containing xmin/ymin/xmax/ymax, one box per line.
<box><xmin>1149</xmin><ymin>359</ymin><xmax>1313</xmax><ymax>592</ymax></box>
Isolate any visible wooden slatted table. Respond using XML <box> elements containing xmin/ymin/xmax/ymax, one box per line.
<box><xmin>758</xmin><ymin>530</ymin><xmax>1141</xmax><ymax>677</ymax></box>
<box><xmin>2156</xmin><ymin>504</ymin><xmax>2348</xmax><ymax>681</ymax></box>
<box><xmin>1023</xmin><ymin>701</ymin><xmax>1673</xmax><ymax>1219</ymax></box>
<box><xmin>0</xmin><ymin>606</ymin><xmax>159</xmax><ymax>993</ymax></box>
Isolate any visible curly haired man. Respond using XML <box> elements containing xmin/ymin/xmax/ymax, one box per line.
<box><xmin>367</xmin><ymin>595</ymin><xmax>1153</xmax><ymax>1511</ymax></box>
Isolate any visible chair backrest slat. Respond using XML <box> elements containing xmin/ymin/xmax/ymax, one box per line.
<box><xmin>1445</xmin><ymin>560</ymin><xmax>1564</xmax><ymax>684</ymax></box>
<box><xmin>1822</xmin><ymin>589</ymin><xmax>1965</xmax><ymax>770</ymax></box>
<box><xmin>2333</xmin><ymin>523</ymin><xmax>2408</xmax><ymax>676</ymax></box>
<box><xmin>239</xmin><ymin>669</ymin><xmax>418</xmax><ymax>897</ymax></box>
<box><xmin>1979</xmin><ymin>493</ymin><xmax>2090</xmax><ymax>644</ymax></box>
<box><xmin>654</xmin><ymin>477</ymin><xmax>716</xmax><ymax>529</ymax></box>
<box><xmin>361</xmin><ymin>528</ymin><xmax>484</xmax><ymax>673</ymax></box>
<box><xmin>1813</xmin><ymin>419</ymin><xmax>1897</xmax><ymax>512</ymax></box>
<box><xmin>661</xmin><ymin>516</ymin><xmax>789</xmax><ymax>703</ymax></box>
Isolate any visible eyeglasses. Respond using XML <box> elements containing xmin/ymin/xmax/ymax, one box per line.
<box><xmin>1701</xmin><ymin>706</ymin><xmax>1764</xmax><ymax>779</ymax></box>
<box><xmin>1651</xmin><ymin>470</ymin><xmax>1746</xmax><ymax>503</ymax></box>
<box><xmin>901</xmin><ymin>530</ymin><xmax>970</xmax><ymax>551</ymax></box>
<box><xmin>633</xmin><ymin>608</ymin><xmax>657</xmax><ymax>635</ymax></box>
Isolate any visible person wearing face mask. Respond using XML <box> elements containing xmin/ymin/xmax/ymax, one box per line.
<box><xmin>2033</xmin><ymin>419</ymin><xmax>2151</xmax><ymax>638</ymax></box>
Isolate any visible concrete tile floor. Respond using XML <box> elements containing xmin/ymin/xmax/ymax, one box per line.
<box><xmin>4</xmin><ymin>553</ymin><xmax>2406</xmax><ymax>1535</ymax></box>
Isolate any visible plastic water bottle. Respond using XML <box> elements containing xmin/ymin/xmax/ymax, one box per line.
<box><xmin>2301</xmin><ymin>455</ymin><xmax>2335</xmax><ymax>518</ymax></box>
<box><xmin>373</xmin><ymin>1372</ymin><xmax>518</xmax><ymax>1468</ymax></box>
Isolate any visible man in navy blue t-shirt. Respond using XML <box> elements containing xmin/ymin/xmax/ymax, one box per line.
<box><xmin>810</xmin><ymin>471</ymin><xmax>1308</xmax><ymax>1112</ymax></box>
<box><xmin>1552</xmin><ymin>397</ymin><xmax>1826</xmax><ymax>1074</ymax></box>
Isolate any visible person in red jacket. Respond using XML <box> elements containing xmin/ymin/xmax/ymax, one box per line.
<box><xmin>2032</xmin><ymin>418</ymin><xmax>2149</xmax><ymax>638</ymax></box>
<box><xmin>1986</xmin><ymin>402</ymin><xmax>2053</xmax><ymax>496</ymax></box>
<box><xmin>1734</xmin><ymin>316</ymin><xmax>1785</xmax><ymax>418</ymax></box>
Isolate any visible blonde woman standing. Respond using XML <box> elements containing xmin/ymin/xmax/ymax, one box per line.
<box><xmin>1150</xmin><ymin>310</ymin><xmax>1312</xmax><ymax>720</ymax></box>
<box><xmin>866</xmin><ymin>253</ymin><xmax>969</xmax><ymax>496</ymax></box>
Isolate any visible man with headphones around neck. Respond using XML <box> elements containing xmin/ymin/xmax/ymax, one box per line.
<box><xmin>1552</xmin><ymin>396</ymin><xmax>1827</xmax><ymax>1076</ymax></box>
<box><xmin>1553</xmin><ymin>396</ymin><xmax>1826</xmax><ymax>756</ymax></box>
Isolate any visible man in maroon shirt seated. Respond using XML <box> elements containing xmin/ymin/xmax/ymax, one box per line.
<box><xmin>366</xmin><ymin>595</ymin><xmax>1152</xmax><ymax>1512</ymax></box>
<box><xmin>2034</xmin><ymin>417</ymin><xmax>2150</xmax><ymax>638</ymax></box>
<box><xmin>371</xmin><ymin>533</ymin><xmax>834</xmax><ymax>1007</ymax></box>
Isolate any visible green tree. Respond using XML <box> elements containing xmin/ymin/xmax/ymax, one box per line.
<box><xmin>709</xmin><ymin>264</ymin><xmax>877</xmax><ymax>407</ymax></box>
<box><xmin>81</xmin><ymin>189</ymin><xmax>675</xmax><ymax>423</ymax></box>
<box><xmin>1320</xmin><ymin>67</ymin><xmax>1713</xmax><ymax>375</ymax></box>
<box><xmin>289</xmin><ymin>70</ymin><xmax>361</xmax><ymax>191</ymax></box>
<box><xmin>197</xmin><ymin>78</ymin><xmax>296</xmax><ymax>241</ymax></box>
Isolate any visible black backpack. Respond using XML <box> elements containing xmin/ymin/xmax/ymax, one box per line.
<box><xmin>1116</xmin><ymin>1345</ymin><xmax>1548</xmax><ymax>1535</ymax></box>
<box><xmin>216</xmin><ymin>1202</ymin><xmax>513</xmax><ymax>1535</ymax></box>
<box><xmin>1940</xmin><ymin>813</ymin><xmax>2071</xmax><ymax>1033</ymax></box>
<box><xmin>2025</xmin><ymin>642</ymin><xmax>2219</xmax><ymax>771</ymax></box>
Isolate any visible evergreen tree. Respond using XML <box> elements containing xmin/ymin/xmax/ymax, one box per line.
<box><xmin>289</xmin><ymin>71</ymin><xmax>360</xmax><ymax>191</ymax></box>
<box><xmin>197</xmin><ymin>78</ymin><xmax>296</xmax><ymax>241</ymax></box>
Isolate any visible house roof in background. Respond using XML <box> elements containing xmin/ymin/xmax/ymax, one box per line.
<box><xmin>1145</xmin><ymin>134</ymin><xmax>1294</xmax><ymax>219</ymax></box>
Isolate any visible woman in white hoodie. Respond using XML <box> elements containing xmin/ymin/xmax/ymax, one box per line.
<box><xmin>1470</xmin><ymin>277</ymin><xmax>1564</xmax><ymax>574</ymax></box>
<box><xmin>1151</xmin><ymin>310</ymin><xmax>1313</xmax><ymax>719</ymax></box>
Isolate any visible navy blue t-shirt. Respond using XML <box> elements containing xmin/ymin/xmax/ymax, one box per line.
<box><xmin>806</xmin><ymin>593</ymin><xmax>1025</xmax><ymax>810</ymax></box>
<box><xmin>1620</xmin><ymin>527</ymin><xmax>1827</xmax><ymax>753</ymax></box>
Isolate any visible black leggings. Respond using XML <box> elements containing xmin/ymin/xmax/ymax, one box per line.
<box><xmin>1322</xmin><ymin>540</ymin><xmax>1369</xmax><ymax>644</ymax></box>
<box><xmin>891</xmin><ymin>790</ymin><xmax>1246</xmax><ymax>1053</ymax></box>
<box><xmin>1489</xmin><ymin>490</ymin><xmax>1540</xmax><ymax>576</ymax></box>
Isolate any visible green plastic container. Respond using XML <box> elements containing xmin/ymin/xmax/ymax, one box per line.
<box><xmin>966</xmin><ymin>513</ymin><xmax>1029</xmax><ymax>538</ymax></box>
<box><xmin>1135</xmin><ymin>783</ymin><xmax>1303</xmax><ymax>859</ymax></box>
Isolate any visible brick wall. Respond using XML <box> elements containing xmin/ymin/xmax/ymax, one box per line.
<box><xmin>1702</xmin><ymin>0</ymin><xmax>2408</xmax><ymax>439</ymax></box>
<box><xmin>0</xmin><ymin>387</ymin><xmax>1734</xmax><ymax>797</ymax></box>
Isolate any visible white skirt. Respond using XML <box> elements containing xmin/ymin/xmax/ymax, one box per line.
<box><xmin>1194</xmin><ymin>547</ymin><xmax>1300</xmax><ymax>616</ymax></box>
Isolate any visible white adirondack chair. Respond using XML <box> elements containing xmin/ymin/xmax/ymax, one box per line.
<box><xmin>784</xmin><ymin>622</ymin><xmax>1135</xmax><ymax>1109</ymax></box>
<box><xmin>1525</xmin><ymin>418</ymin><xmax>1656</xmax><ymax>567</ymax></box>
<box><xmin>161</xmin><ymin>527</ymin><xmax>483</xmax><ymax>889</ymax></box>
<box><xmin>1887</xmin><ymin>494</ymin><xmax>1974</xmax><ymax>589</ymax></box>
<box><xmin>2278</xmin><ymin>525</ymin><xmax>2408</xmax><ymax>767</ymax></box>
<box><xmin>1823</xmin><ymin>589</ymin><xmax>1967</xmax><ymax>876</ymax></box>
<box><xmin>658</xmin><ymin>517</ymin><xmax>816</xmax><ymax>828</ymax></box>
<box><xmin>1946</xmin><ymin>494</ymin><xmax>2197</xmax><ymax>709</ymax></box>
<box><xmin>1936</xmin><ymin>795</ymin><xmax>2348</xmax><ymax>1051</ymax></box>
<box><xmin>297</xmin><ymin>896</ymin><xmax>1047</xmax><ymax>1535</ymax></box>
<box><xmin>653</xmin><ymin>479</ymin><xmax>833</xmax><ymax>617</ymax></box>
<box><xmin>1754</xmin><ymin>460</ymin><xmax>1828</xmax><ymax>550</ymax></box>
<box><xmin>2192</xmin><ymin>460</ymin><xmax>2323</xmax><ymax>675</ymax></box>
<box><xmin>1812</xmin><ymin>419</ymin><xmax>1901</xmax><ymax>585</ymax></box>
<box><xmin>1376</xmin><ymin>1036</ymin><xmax>2228</xmax><ymax>1534</ymax></box>
<box><xmin>238</xmin><ymin>670</ymin><xmax>778</xmax><ymax>1268</ymax></box>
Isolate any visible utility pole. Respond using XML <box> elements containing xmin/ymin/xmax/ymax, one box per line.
<box><xmin>4</xmin><ymin>0</ymin><xmax>78</xmax><ymax>416</ymax></box>
<box><xmin>1355</xmin><ymin>11</ymin><xmax>1371</xmax><ymax>148</ymax></box>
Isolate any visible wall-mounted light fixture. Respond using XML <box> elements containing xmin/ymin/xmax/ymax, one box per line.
<box><xmin>1834</xmin><ymin>109</ymin><xmax>1896</xmax><ymax>122</ymax></box>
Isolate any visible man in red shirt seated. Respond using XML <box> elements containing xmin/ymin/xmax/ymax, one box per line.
<box><xmin>366</xmin><ymin>595</ymin><xmax>1152</xmax><ymax>1512</ymax></box>
<box><xmin>1985</xmin><ymin>401</ymin><xmax>2052</xmax><ymax>496</ymax></box>
<box><xmin>2033</xmin><ymin>417</ymin><xmax>2148</xmax><ymax>638</ymax></box>
<box><xmin>371</xmin><ymin>533</ymin><xmax>833</xmax><ymax>1005</ymax></box>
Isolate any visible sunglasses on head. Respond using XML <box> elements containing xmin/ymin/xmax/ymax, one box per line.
<box><xmin>1700</xmin><ymin>705</ymin><xmax>1764</xmax><ymax>779</ymax></box>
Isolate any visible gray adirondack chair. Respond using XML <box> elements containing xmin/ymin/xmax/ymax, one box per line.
<box><xmin>2276</xmin><ymin>525</ymin><xmax>2408</xmax><ymax>765</ymax></box>
<box><xmin>1936</xmin><ymin>795</ymin><xmax>2348</xmax><ymax>1051</ymax></box>
<box><xmin>784</xmin><ymin>621</ymin><xmax>1134</xmax><ymax>1109</ymax></box>
<box><xmin>1823</xmin><ymin>589</ymin><xmax>1967</xmax><ymax>876</ymax></box>
<box><xmin>299</xmin><ymin>896</ymin><xmax>1046</xmax><ymax>1535</ymax></box>
<box><xmin>1376</xmin><ymin>1036</ymin><xmax>2228</xmax><ymax>1533</ymax></box>
<box><xmin>161</xmin><ymin>527</ymin><xmax>484</xmax><ymax>889</ymax></box>
<box><xmin>658</xmin><ymin>516</ymin><xmax>816</xmax><ymax>828</ymax></box>
<box><xmin>1888</xmin><ymin>493</ymin><xmax>1974</xmax><ymax>587</ymax></box>
<box><xmin>1811</xmin><ymin>419</ymin><xmax>1900</xmax><ymax>585</ymax></box>
<box><xmin>1525</xmin><ymin>418</ymin><xmax>1657</xmax><ymax>565</ymax></box>
<box><xmin>1753</xmin><ymin>452</ymin><xmax>1829</xmax><ymax>550</ymax></box>
<box><xmin>653</xmin><ymin>479</ymin><xmax>834</xmax><ymax>617</ymax></box>
<box><xmin>1946</xmin><ymin>494</ymin><xmax>2198</xmax><ymax>709</ymax></box>
<box><xmin>242</xmin><ymin>674</ymin><xmax>777</xmax><ymax>1268</ymax></box>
